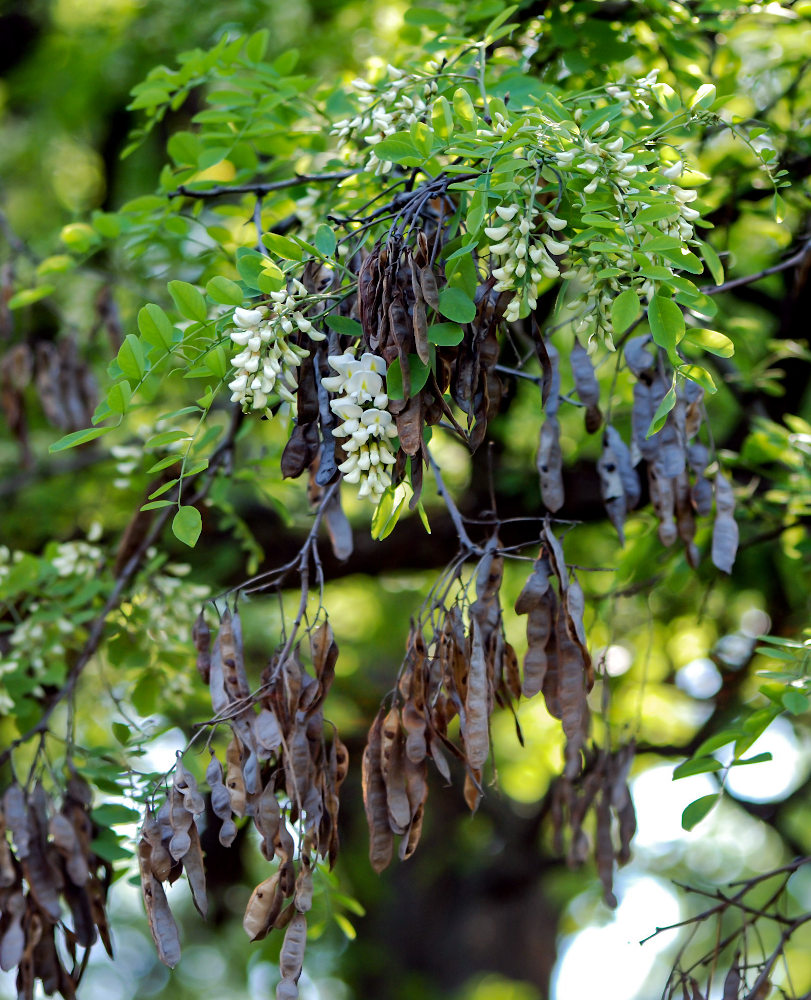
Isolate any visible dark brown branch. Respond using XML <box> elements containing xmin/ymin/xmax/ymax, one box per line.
<box><xmin>169</xmin><ymin>170</ymin><xmax>360</xmax><ymax>199</ymax></box>
<box><xmin>702</xmin><ymin>239</ymin><xmax>811</xmax><ymax>297</ymax></box>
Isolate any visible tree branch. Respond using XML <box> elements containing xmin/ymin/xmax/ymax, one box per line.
<box><xmin>169</xmin><ymin>170</ymin><xmax>360</xmax><ymax>199</ymax></box>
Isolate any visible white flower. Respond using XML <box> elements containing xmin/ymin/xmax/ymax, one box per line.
<box><xmin>234</xmin><ymin>307</ymin><xmax>266</xmax><ymax>328</ymax></box>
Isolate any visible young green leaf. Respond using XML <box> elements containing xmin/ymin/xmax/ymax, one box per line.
<box><xmin>438</xmin><ymin>287</ymin><xmax>476</xmax><ymax>324</ymax></box>
<box><xmin>648</xmin><ymin>294</ymin><xmax>684</xmax><ymax>356</ymax></box>
<box><xmin>611</xmin><ymin>288</ymin><xmax>641</xmax><ymax>336</ymax></box>
<box><xmin>646</xmin><ymin>383</ymin><xmax>677</xmax><ymax>437</ymax></box>
<box><xmin>314</xmin><ymin>224</ymin><xmax>337</xmax><ymax>257</ymax></box>
<box><xmin>49</xmin><ymin>425</ymin><xmax>113</xmax><ymax>454</ymax></box>
<box><xmin>681</xmin><ymin>793</ymin><xmax>720</xmax><ymax>831</ymax></box>
<box><xmin>172</xmin><ymin>505</ymin><xmax>202</xmax><ymax>547</ymax></box>
<box><xmin>168</xmin><ymin>280</ymin><xmax>208</xmax><ymax>322</ymax></box>
<box><xmin>672</xmin><ymin>757</ymin><xmax>723</xmax><ymax>780</ymax></box>
<box><xmin>453</xmin><ymin>87</ymin><xmax>477</xmax><ymax>130</ymax></box>
<box><xmin>117</xmin><ymin>334</ymin><xmax>146</xmax><ymax>381</ymax></box>
<box><xmin>387</xmin><ymin>356</ymin><xmax>431</xmax><ymax>400</ymax></box>
<box><xmin>138</xmin><ymin>303</ymin><xmax>175</xmax><ymax>350</ymax></box>
<box><xmin>683</xmin><ymin>328</ymin><xmax>734</xmax><ymax>357</ymax></box>
<box><xmin>206</xmin><ymin>276</ymin><xmax>244</xmax><ymax>305</ymax></box>
<box><xmin>326</xmin><ymin>315</ymin><xmax>363</xmax><ymax>337</ymax></box>
<box><xmin>427</xmin><ymin>322</ymin><xmax>464</xmax><ymax>346</ymax></box>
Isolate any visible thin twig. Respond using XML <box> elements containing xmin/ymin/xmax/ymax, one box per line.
<box><xmin>170</xmin><ymin>170</ymin><xmax>361</xmax><ymax>199</ymax></box>
<box><xmin>426</xmin><ymin>447</ymin><xmax>483</xmax><ymax>555</ymax></box>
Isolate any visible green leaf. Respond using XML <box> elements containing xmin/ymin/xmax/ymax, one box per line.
<box><xmin>107</xmin><ymin>380</ymin><xmax>132</xmax><ymax>415</ymax></box>
<box><xmin>333</xmin><ymin>913</ymin><xmax>356</xmax><ymax>941</ymax></box>
<box><xmin>387</xmin><ymin>355</ymin><xmax>431</xmax><ymax>401</ymax></box>
<box><xmin>411</xmin><ymin>121</ymin><xmax>434</xmax><ymax>158</ymax></box>
<box><xmin>206</xmin><ymin>276</ymin><xmax>244</xmax><ymax>305</ymax></box>
<box><xmin>681</xmin><ymin>794</ymin><xmax>720</xmax><ymax>831</ymax></box>
<box><xmin>372</xmin><ymin>134</ymin><xmax>420</xmax><ymax>164</ymax></box>
<box><xmin>427</xmin><ymin>322</ymin><xmax>464</xmax><ymax>346</ymax></box>
<box><xmin>782</xmin><ymin>689</ymin><xmax>809</xmax><ymax>715</ymax></box>
<box><xmin>773</xmin><ymin>192</ymin><xmax>786</xmax><ymax>224</ymax></box>
<box><xmin>673</xmin><ymin>757</ymin><xmax>723</xmax><ymax>780</ymax></box>
<box><xmin>140</xmin><ymin>500</ymin><xmax>174</xmax><ymax>511</ymax></box>
<box><xmin>244</xmin><ymin>28</ymin><xmax>270</xmax><ymax>61</ymax></box>
<box><xmin>148</xmin><ymin>478</ymin><xmax>179</xmax><ymax>501</ymax></box>
<box><xmin>635</xmin><ymin>204</ymin><xmax>679</xmax><ymax>225</ymax></box>
<box><xmin>697</xmin><ymin>239</ymin><xmax>724</xmax><ymax>285</ymax></box>
<box><xmin>453</xmin><ymin>87</ymin><xmax>477</xmax><ymax>130</ymax></box>
<box><xmin>651</xmin><ymin>82</ymin><xmax>681</xmax><ymax>113</ymax></box>
<box><xmin>91</xmin><ymin>804</ymin><xmax>141</xmax><ymax>826</ymax></box>
<box><xmin>117</xmin><ymin>334</ymin><xmax>146</xmax><ymax>381</ymax></box>
<box><xmin>683</xmin><ymin>328</ymin><xmax>734</xmax><ymax>357</ymax></box>
<box><xmin>647</xmin><ymin>383</ymin><xmax>676</xmax><ymax>437</ymax></box>
<box><xmin>8</xmin><ymin>285</ymin><xmax>56</xmax><ymax>310</ymax></box>
<box><xmin>261</xmin><ymin>233</ymin><xmax>303</xmax><ymax>262</ymax></box>
<box><xmin>438</xmin><ymin>286</ymin><xmax>476</xmax><ymax>324</ymax></box>
<box><xmin>167</xmin><ymin>280</ymin><xmax>207</xmax><ymax>322</ymax></box>
<box><xmin>679</xmin><ymin>364</ymin><xmax>716</xmax><ymax>393</ymax></box>
<box><xmin>325</xmin><ymin>315</ymin><xmax>363</xmax><ymax>337</ymax></box>
<box><xmin>172</xmin><ymin>505</ymin><xmax>202</xmax><ymax>547</ymax></box>
<box><xmin>611</xmin><ymin>288</ymin><xmax>641</xmax><ymax>336</ymax></box>
<box><xmin>693</xmin><ymin>730</ymin><xmax>741</xmax><ymax>757</ymax></box>
<box><xmin>483</xmin><ymin>3</ymin><xmax>519</xmax><ymax>41</ymax></box>
<box><xmin>731</xmin><ymin>751</ymin><xmax>774</xmax><ymax>766</ymax></box>
<box><xmin>314</xmin><ymin>224</ymin><xmax>337</xmax><ymax>257</ymax></box>
<box><xmin>138</xmin><ymin>303</ymin><xmax>174</xmax><ymax>350</ymax></box>
<box><xmin>371</xmin><ymin>484</ymin><xmax>408</xmax><ymax>541</ymax></box>
<box><xmin>49</xmin><ymin>425</ymin><xmax>112</xmax><ymax>453</ymax></box>
<box><xmin>432</xmin><ymin>96</ymin><xmax>455</xmax><ymax>140</ymax></box>
<box><xmin>146</xmin><ymin>430</ymin><xmax>189</xmax><ymax>449</ymax></box>
<box><xmin>648</xmin><ymin>294</ymin><xmax>684</xmax><ymax>356</ymax></box>
<box><xmin>112</xmin><ymin>722</ymin><xmax>131</xmax><ymax>746</ymax></box>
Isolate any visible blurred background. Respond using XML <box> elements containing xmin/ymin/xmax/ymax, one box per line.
<box><xmin>1</xmin><ymin>1</ymin><xmax>811</xmax><ymax>998</ymax></box>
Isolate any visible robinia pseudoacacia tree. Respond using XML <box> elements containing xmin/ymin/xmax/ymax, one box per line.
<box><xmin>1</xmin><ymin>2</ymin><xmax>811</xmax><ymax>999</ymax></box>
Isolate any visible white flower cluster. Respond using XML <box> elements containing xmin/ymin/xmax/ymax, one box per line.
<box><xmin>554</xmin><ymin>121</ymin><xmax>641</xmax><ymax>199</ymax></box>
<box><xmin>332</xmin><ymin>67</ymin><xmax>436</xmax><ymax>175</ymax></box>
<box><xmin>322</xmin><ymin>353</ymin><xmax>398</xmax><ymax>503</ymax></box>
<box><xmin>486</xmin><ymin>204</ymin><xmax>570</xmax><ymax>321</ymax></box>
<box><xmin>228</xmin><ymin>286</ymin><xmax>324</xmax><ymax>413</ymax></box>
<box><xmin>128</xmin><ymin>558</ymin><xmax>210</xmax><ymax>652</ymax></box>
<box><xmin>605</xmin><ymin>68</ymin><xmax>662</xmax><ymax>119</ymax></box>
<box><xmin>51</xmin><ymin>539</ymin><xmax>103</xmax><ymax>578</ymax></box>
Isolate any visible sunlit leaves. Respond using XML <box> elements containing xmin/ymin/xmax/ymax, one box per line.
<box><xmin>648</xmin><ymin>294</ymin><xmax>684</xmax><ymax>358</ymax></box>
<box><xmin>611</xmin><ymin>288</ymin><xmax>641</xmax><ymax>336</ymax></box>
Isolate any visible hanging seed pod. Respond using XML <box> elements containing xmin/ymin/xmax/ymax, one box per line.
<box><xmin>362</xmin><ymin>711</ymin><xmax>393</xmax><ymax>873</ymax></box>
<box><xmin>243</xmin><ymin>873</ymin><xmax>282</xmax><ymax>942</ymax></box>
<box><xmin>570</xmin><ymin>338</ymin><xmax>602</xmax><ymax>432</ymax></box>
<box><xmin>598</xmin><ymin>439</ymin><xmax>627</xmax><ymax>543</ymax></box>
<box><xmin>193</xmin><ymin>611</ymin><xmax>211</xmax><ymax>684</ymax></box>
<box><xmin>537</xmin><ymin>416</ymin><xmax>564</xmax><ymax>512</ymax></box>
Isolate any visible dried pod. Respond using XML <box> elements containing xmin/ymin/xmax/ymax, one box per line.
<box><xmin>463</xmin><ymin>623</ymin><xmax>490</xmax><ymax>772</ymax></box>
<box><xmin>537</xmin><ymin>416</ymin><xmax>564</xmax><ymax>512</ymax></box>
<box><xmin>362</xmin><ymin>711</ymin><xmax>394</xmax><ymax>873</ymax></box>
<box><xmin>225</xmin><ymin>737</ymin><xmax>247</xmax><ymax>816</ymax></box>
<box><xmin>279</xmin><ymin>912</ymin><xmax>307</xmax><ymax>981</ymax></box>
<box><xmin>138</xmin><ymin>839</ymin><xmax>181</xmax><ymax>968</ymax></box>
<box><xmin>193</xmin><ymin>611</ymin><xmax>211</xmax><ymax>684</ymax></box>
<box><xmin>206</xmin><ymin>753</ymin><xmax>237</xmax><ymax>847</ymax></box>
<box><xmin>243</xmin><ymin>873</ymin><xmax>282</xmax><ymax>942</ymax></box>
